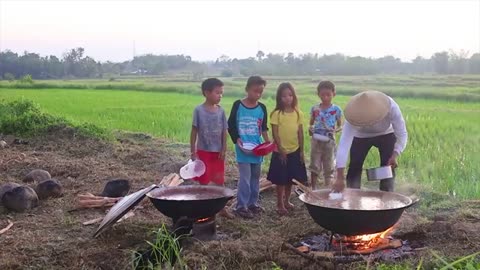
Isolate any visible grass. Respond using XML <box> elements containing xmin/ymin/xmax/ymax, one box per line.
<box><xmin>371</xmin><ymin>251</ymin><xmax>480</xmax><ymax>270</ymax></box>
<box><xmin>0</xmin><ymin>99</ymin><xmax>111</xmax><ymax>140</ymax></box>
<box><xmin>132</xmin><ymin>224</ymin><xmax>186</xmax><ymax>270</ymax></box>
<box><xmin>1</xmin><ymin>75</ymin><xmax>479</xmax><ymax>199</ymax></box>
<box><xmin>1</xmin><ymin>74</ymin><xmax>480</xmax><ymax>102</ymax></box>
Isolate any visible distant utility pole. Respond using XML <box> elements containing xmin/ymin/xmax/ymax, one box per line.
<box><xmin>133</xmin><ymin>40</ymin><xmax>136</xmax><ymax>59</ymax></box>
<box><xmin>0</xmin><ymin>1</ymin><xmax>3</xmax><ymax>53</ymax></box>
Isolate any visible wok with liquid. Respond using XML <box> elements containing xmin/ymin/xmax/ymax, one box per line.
<box><xmin>299</xmin><ymin>188</ymin><xmax>419</xmax><ymax>235</ymax></box>
<box><xmin>146</xmin><ymin>185</ymin><xmax>234</xmax><ymax>220</ymax></box>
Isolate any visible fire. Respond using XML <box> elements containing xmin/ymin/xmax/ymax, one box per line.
<box><xmin>334</xmin><ymin>227</ymin><xmax>395</xmax><ymax>250</ymax></box>
<box><xmin>196</xmin><ymin>217</ymin><xmax>211</xmax><ymax>223</ymax></box>
<box><xmin>349</xmin><ymin>227</ymin><xmax>393</xmax><ymax>242</ymax></box>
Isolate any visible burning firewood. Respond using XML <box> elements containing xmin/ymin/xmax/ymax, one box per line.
<box><xmin>338</xmin><ymin>239</ymin><xmax>402</xmax><ymax>255</ymax></box>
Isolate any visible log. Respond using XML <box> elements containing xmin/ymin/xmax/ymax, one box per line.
<box><xmin>82</xmin><ymin>210</ymin><xmax>135</xmax><ymax>226</ymax></box>
<box><xmin>296</xmin><ymin>245</ymin><xmax>310</xmax><ymax>253</ymax></box>
<box><xmin>0</xmin><ymin>220</ymin><xmax>13</xmax><ymax>235</ymax></box>
<box><xmin>311</xmin><ymin>251</ymin><xmax>335</xmax><ymax>259</ymax></box>
<box><xmin>82</xmin><ymin>217</ymin><xmax>103</xmax><ymax>226</ymax></box>
<box><xmin>159</xmin><ymin>173</ymin><xmax>176</xmax><ymax>186</ymax></box>
<box><xmin>282</xmin><ymin>243</ymin><xmax>335</xmax><ymax>266</ymax></box>
<box><xmin>160</xmin><ymin>173</ymin><xmax>180</xmax><ymax>186</ymax></box>
<box><xmin>169</xmin><ymin>175</ymin><xmax>183</xmax><ymax>187</ymax></box>
<box><xmin>75</xmin><ymin>195</ymin><xmax>121</xmax><ymax>209</ymax></box>
<box><xmin>74</xmin><ymin>173</ymin><xmax>184</xmax><ymax>210</ymax></box>
<box><xmin>333</xmin><ymin>239</ymin><xmax>402</xmax><ymax>255</ymax></box>
<box><xmin>118</xmin><ymin>211</ymin><xmax>135</xmax><ymax>222</ymax></box>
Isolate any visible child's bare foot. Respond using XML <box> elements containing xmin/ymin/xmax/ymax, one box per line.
<box><xmin>284</xmin><ymin>201</ymin><xmax>294</xmax><ymax>210</ymax></box>
<box><xmin>276</xmin><ymin>207</ymin><xmax>289</xmax><ymax>216</ymax></box>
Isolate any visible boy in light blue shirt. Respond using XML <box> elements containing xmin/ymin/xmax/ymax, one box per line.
<box><xmin>228</xmin><ymin>76</ymin><xmax>270</xmax><ymax>219</ymax></box>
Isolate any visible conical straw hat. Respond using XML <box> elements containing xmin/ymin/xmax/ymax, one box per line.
<box><xmin>344</xmin><ymin>91</ymin><xmax>390</xmax><ymax>127</ymax></box>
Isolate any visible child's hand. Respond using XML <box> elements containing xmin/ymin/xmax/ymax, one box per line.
<box><xmin>279</xmin><ymin>150</ymin><xmax>287</xmax><ymax>165</ymax></box>
<box><xmin>219</xmin><ymin>150</ymin><xmax>226</xmax><ymax>160</ymax></box>
<box><xmin>300</xmin><ymin>152</ymin><xmax>305</xmax><ymax>164</ymax></box>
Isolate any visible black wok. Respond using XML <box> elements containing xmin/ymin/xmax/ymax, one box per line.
<box><xmin>146</xmin><ymin>185</ymin><xmax>234</xmax><ymax>220</ymax></box>
<box><xmin>299</xmin><ymin>188</ymin><xmax>419</xmax><ymax>236</ymax></box>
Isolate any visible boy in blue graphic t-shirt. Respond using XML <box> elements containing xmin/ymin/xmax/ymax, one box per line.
<box><xmin>228</xmin><ymin>76</ymin><xmax>270</xmax><ymax>219</ymax></box>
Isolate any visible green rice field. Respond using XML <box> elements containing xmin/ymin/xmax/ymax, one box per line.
<box><xmin>0</xmin><ymin>75</ymin><xmax>479</xmax><ymax>199</ymax></box>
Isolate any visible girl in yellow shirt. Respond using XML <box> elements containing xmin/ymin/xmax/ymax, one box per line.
<box><xmin>267</xmin><ymin>82</ymin><xmax>308</xmax><ymax>216</ymax></box>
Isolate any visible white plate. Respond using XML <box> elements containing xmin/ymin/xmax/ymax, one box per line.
<box><xmin>241</xmin><ymin>143</ymin><xmax>257</xmax><ymax>150</ymax></box>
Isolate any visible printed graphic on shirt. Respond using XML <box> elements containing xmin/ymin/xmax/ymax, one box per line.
<box><xmin>311</xmin><ymin>104</ymin><xmax>342</xmax><ymax>138</ymax></box>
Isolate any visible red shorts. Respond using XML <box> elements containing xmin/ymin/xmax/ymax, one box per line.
<box><xmin>193</xmin><ymin>150</ymin><xmax>225</xmax><ymax>185</ymax></box>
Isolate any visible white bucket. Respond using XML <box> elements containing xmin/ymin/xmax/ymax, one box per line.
<box><xmin>179</xmin><ymin>159</ymin><xmax>206</xmax><ymax>179</ymax></box>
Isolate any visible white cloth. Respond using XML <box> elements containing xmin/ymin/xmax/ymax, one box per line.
<box><xmin>336</xmin><ymin>97</ymin><xmax>408</xmax><ymax>169</ymax></box>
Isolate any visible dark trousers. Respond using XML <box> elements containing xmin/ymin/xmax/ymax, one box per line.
<box><xmin>346</xmin><ymin>133</ymin><xmax>396</xmax><ymax>191</ymax></box>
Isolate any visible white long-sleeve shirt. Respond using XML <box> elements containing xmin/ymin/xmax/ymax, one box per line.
<box><xmin>336</xmin><ymin>97</ymin><xmax>408</xmax><ymax>169</ymax></box>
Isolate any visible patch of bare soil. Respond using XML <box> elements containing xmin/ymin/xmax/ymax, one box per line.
<box><xmin>0</xmin><ymin>132</ymin><xmax>479</xmax><ymax>270</ymax></box>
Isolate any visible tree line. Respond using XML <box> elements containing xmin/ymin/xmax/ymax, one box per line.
<box><xmin>1</xmin><ymin>47</ymin><xmax>479</xmax><ymax>80</ymax></box>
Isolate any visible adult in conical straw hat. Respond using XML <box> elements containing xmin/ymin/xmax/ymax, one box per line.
<box><xmin>332</xmin><ymin>90</ymin><xmax>408</xmax><ymax>192</ymax></box>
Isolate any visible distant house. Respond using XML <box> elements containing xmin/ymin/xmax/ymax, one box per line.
<box><xmin>130</xmin><ymin>68</ymin><xmax>148</xmax><ymax>75</ymax></box>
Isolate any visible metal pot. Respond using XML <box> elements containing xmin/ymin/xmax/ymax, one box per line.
<box><xmin>313</xmin><ymin>133</ymin><xmax>331</xmax><ymax>142</ymax></box>
<box><xmin>298</xmin><ymin>188</ymin><xmax>419</xmax><ymax>235</ymax></box>
<box><xmin>146</xmin><ymin>185</ymin><xmax>234</xmax><ymax>220</ymax></box>
<box><xmin>93</xmin><ymin>185</ymin><xmax>234</xmax><ymax>238</ymax></box>
<box><xmin>366</xmin><ymin>166</ymin><xmax>393</xmax><ymax>181</ymax></box>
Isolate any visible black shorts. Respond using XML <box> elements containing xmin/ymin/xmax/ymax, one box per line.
<box><xmin>267</xmin><ymin>148</ymin><xmax>308</xmax><ymax>186</ymax></box>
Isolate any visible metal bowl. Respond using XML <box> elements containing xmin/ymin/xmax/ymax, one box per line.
<box><xmin>366</xmin><ymin>166</ymin><xmax>393</xmax><ymax>181</ymax></box>
<box><xmin>313</xmin><ymin>133</ymin><xmax>331</xmax><ymax>142</ymax></box>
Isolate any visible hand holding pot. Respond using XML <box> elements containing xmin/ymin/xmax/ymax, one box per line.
<box><xmin>332</xmin><ymin>169</ymin><xmax>346</xmax><ymax>192</ymax></box>
<box><xmin>387</xmin><ymin>152</ymin><xmax>399</xmax><ymax>169</ymax></box>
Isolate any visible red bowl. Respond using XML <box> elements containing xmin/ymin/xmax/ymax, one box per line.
<box><xmin>252</xmin><ymin>142</ymin><xmax>277</xmax><ymax>156</ymax></box>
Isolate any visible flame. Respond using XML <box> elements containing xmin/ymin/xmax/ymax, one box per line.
<box><xmin>196</xmin><ymin>217</ymin><xmax>211</xmax><ymax>223</ymax></box>
<box><xmin>350</xmin><ymin>227</ymin><xmax>393</xmax><ymax>242</ymax></box>
<box><xmin>334</xmin><ymin>227</ymin><xmax>395</xmax><ymax>250</ymax></box>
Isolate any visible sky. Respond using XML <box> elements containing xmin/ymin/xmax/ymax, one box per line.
<box><xmin>0</xmin><ymin>0</ymin><xmax>479</xmax><ymax>62</ymax></box>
